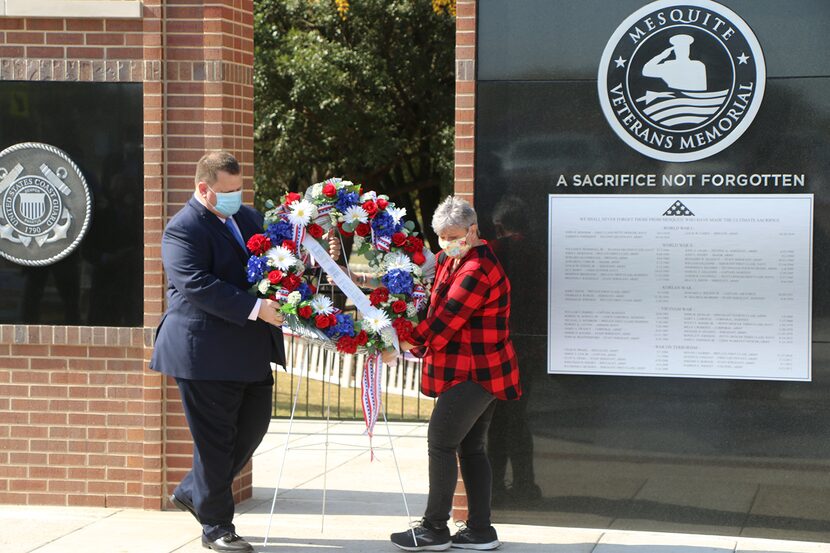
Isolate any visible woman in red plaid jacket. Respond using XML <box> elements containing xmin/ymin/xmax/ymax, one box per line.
<box><xmin>388</xmin><ymin>196</ymin><xmax>521</xmax><ymax>552</ymax></box>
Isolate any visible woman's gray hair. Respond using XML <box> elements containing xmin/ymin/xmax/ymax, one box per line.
<box><xmin>431</xmin><ymin>195</ymin><xmax>478</xmax><ymax>234</ymax></box>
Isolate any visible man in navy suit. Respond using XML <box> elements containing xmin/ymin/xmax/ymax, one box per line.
<box><xmin>150</xmin><ymin>151</ymin><xmax>285</xmax><ymax>552</ymax></box>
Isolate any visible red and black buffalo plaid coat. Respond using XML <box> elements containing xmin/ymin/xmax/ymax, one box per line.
<box><xmin>408</xmin><ymin>242</ymin><xmax>521</xmax><ymax>400</ymax></box>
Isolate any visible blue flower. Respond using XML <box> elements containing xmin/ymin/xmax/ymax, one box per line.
<box><xmin>246</xmin><ymin>256</ymin><xmax>269</xmax><ymax>284</ymax></box>
<box><xmin>323</xmin><ymin>313</ymin><xmax>356</xmax><ymax>338</ymax></box>
<box><xmin>265</xmin><ymin>221</ymin><xmax>293</xmax><ymax>244</ymax></box>
<box><xmin>297</xmin><ymin>282</ymin><xmax>313</xmax><ymax>301</ymax></box>
<box><xmin>371</xmin><ymin>211</ymin><xmax>400</xmax><ymax>238</ymax></box>
<box><xmin>333</xmin><ymin>313</ymin><xmax>355</xmax><ymax>336</ymax></box>
<box><xmin>336</xmin><ymin>190</ymin><xmax>359</xmax><ymax>213</ymax></box>
<box><xmin>382</xmin><ymin>269</ymin><xmax>414</xmax><ymax>296</ymax></box>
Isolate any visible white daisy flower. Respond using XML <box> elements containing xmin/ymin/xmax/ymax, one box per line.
<box><xmin>258</xmin><ymin>279</ymin><xmax>271</xmax><ymax>295</ymax></box>
<box><xmin>310</xmin><ymin>295</ymin><xmax>335</xmax><ymax>315</ymax></box>
<box><xmin>286</xmin><ymin>291</ymin><xmax>302</xmax><ymax>306</ymax></box>
<box><xmin>342</xmin><ymin>205</ymin><xmax>368</xmax><ymax>224</ymax></box>
<box><xmin>266</xmin><ymin>246</ymin><xmax>298</xmax><ymax>271</ymax></box>
<box><xmin>383</xmin><ymin>251</ymin><xmax>415</xmax><ymax>273</ymax></box>
<box><xmin>287</xmin><ymin>199</ymin><xmax>317</xmax><ymax>227</ymax></box>
<box><xmin>363</xmin><ymin>307</ymin><xmax>392</xmax><ymax>333</ymax></box>
<box><xmin>386</xmin><ymin>206</ymin><xmax>407</xmax><ymax>224</ymax></box>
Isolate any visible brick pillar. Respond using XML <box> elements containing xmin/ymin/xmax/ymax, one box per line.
<box><xmin>452</xmin><ymin>0</ymin><xmax>476</xmax><ymax>523</ymax></box>
<box><xmin>0</xmin><ymin>6</ymin><xmax>166</xmax><ymax>509</ymax></box>
<box><xmin>142</xmin><ymin>0</ymin><xmax>167</xmax><ymax>510</ymax></box>
<box><xmin>0</xmin><ymin>0</ymin><xmax>256</xmax><ymax>509</ymax></box>
<box><xmin>160</xmin><ymin>0</ymin><xmax>257</xmax><ymax>506</ymax></box>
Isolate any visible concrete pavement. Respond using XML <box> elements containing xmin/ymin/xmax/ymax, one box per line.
<box><xmin>3</xmin><ymin>420</ymin><xmax>830</xmax><ymax>553</ymax></box>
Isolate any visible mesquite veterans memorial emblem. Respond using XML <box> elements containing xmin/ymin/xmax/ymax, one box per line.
<box><xmin>598</xmin><ymin>0</ymin><xmax>766</xmax><ymax>162</ymax></box>
<box><xmin>0</xmin><ymin>143</ymin><xmax>92</xmax><ymax>266</ymax></box>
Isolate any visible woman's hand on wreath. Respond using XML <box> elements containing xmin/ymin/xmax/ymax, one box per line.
<box><xmin>257</xmin><ymin>299</ymin><xmax>285</xmax><ymax>327</ymax></box>
<box><xmin>381</xmin><ymin>348</ymin><xmax>399</xmax><ymax>365</ymax></box>
<box><xmin>398</xmin><ymin>340</ymin><xmax>415</xmax><ymax>352</ymax></box>
<box><xmin>327</xmin><ymin>229</ymin><xmax>341</xmax><ymax>261</ymax></box>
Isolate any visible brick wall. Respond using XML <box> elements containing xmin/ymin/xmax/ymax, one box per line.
<box><xmin>453</xmin><ymin>0</ymin><xmax>476</xmax><ymax>204</ymax></box>
<box><xmin>0</xmin><ymin>0</ymin><xmax>257</xmax><ymax>509</ymax></box>
<box><xmin>452</xmin><ymin>0</ymin><xmax>476</xmax><ymax>523</ymax></box>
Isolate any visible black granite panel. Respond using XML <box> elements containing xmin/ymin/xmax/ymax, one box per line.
<box><xmin>479</xmin><ymin>0</ymin><xmax>830</xmax><ymax>81</ymax></box>
<box><xmin>477</xmin><ymin>77</ymin><xmax>830</xmax><ymax>541</ymax></box>
<box><xmin>0</xmin><ymin>81</ymin><xmax>143</xmax><ymax>326</ymax></box>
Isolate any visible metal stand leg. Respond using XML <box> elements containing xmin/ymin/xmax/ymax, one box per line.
<box><xmin>263</xmin><ymin>344</ymin><xmax>307</xmax><ymax>546</ymax></box>
<box><xmin>381</xmin><ymin>400</ymin><xmax>418</xmax><ymax>545</ymax></box>
<box><xmin>263</xmin><ymin>344</ymin><xmax>417</xmax><ymax>544</ymax></box>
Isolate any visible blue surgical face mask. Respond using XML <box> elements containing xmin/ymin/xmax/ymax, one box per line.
<box><xmin>208</xmin><ymin>186</ymin><xmax>242</xmax><ymax>217</ymax></box>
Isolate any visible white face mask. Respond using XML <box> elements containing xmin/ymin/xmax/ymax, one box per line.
<box><xmin>439</xmin><ymin>236</ymin><xmax>472</xmax><ymax>259</ymax></box>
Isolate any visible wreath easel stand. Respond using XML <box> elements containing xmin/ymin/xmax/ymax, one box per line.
<box><xmin>263</xmin><ymin>237</ymin><xmax>419</xmax><ymax>546</ymax></box>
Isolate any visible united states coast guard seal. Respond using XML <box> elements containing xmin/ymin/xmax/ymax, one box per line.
<box><xmin>0</xmin><ymin>143</ymin><xmax>92</xmax><ymax>266</ymax></box>
<box><xmin>598</xmin><ymin>0</ymin><xmax>766</xmax><ymax>162</ymax></box>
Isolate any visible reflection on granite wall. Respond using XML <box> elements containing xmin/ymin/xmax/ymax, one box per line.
<box><xmin>0</xmin><ymin>82</ymin><xmax>143</xmax><ymax>327</ymax></box>
<box><xmin>476</xmin><ymin>0</ymin><xmax>830</xmax><ymax>542</ymax></box>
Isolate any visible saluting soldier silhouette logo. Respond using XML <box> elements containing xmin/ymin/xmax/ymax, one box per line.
<box><xmin>598</xmin><ymin>0</ymin><xmax>766</xmax><ymax>162</ymax></box>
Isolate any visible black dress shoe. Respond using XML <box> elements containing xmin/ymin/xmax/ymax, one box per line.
<box><xmin>170</xmin><ymin>493</ymin><xmax>201</xmax><ymax>523</ymax></box>
<box><xmin>201</xmin><ymin>532</ymin><xmax>254</xmax><ymax>552</ymax></box>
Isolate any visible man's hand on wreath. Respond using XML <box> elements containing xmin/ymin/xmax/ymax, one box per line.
<box><xmin>257</xmin><ymin>299</ymin><xmax>285</xmax><ymax>327</ymax></box>
<box><xmin>398</xmin><ymin>340</ymin><xmax>415</xmax><ymax>352</ymax></box>
<box><xmin>381</xmin><ymin>348</ymin><xmax>399</xmax><ymax>365</ymax></box>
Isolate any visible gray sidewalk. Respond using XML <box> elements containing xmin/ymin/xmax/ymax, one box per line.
<box><xmin>3</xmin><ymin>419</ymin><xmax>830</xmax><ymax>553</ymax></box>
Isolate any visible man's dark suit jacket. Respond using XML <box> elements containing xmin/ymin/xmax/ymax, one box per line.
<box><xmin>150</xmin><ymin>197</ymin><xmax>286</xmax><ymax>381</ymax></box>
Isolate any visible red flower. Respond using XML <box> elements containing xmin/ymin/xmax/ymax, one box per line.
<box><xmin>282</xmin><ymin>239</ymin><xmax>297</xmax><ymax>251</ymax></box>
<box><xmin>315</xmin><ymin>314</ymin><xmax>331</xmax><ymax>329</ymax></box>
<box><xmin>328</xmin><ymin>313</ymin><xmax>338</xmax><ymax>327</ymax></box>
<box><xmin>391</xmin><ymin>232</ymin><xmax>407</xmax><ymax>247</ymax></box>
<box><xmin>355</xmin><ymin>330</ymin><xmax>368</xmax><ymax>346</ymax></box>
<box><xmin>369</xmin><ymin>287</ymin><xmax>389</xmax><ymax>306</ymax></box>
<box><xmin>355</xmin><ymin>223</ymin><xmax>371</xmax><ymax>237</ymax></box>
<box><xmin>376</xmin><ymin>198</ymin><xmax>388</xmax><ymax>210</ymax></box>
<box><xmin>268</xmin><ymin>270</ymin><xmax>284</xmax><ymax>284</ymax></box>
<box><xmin>338</xmin><ymin>222</ymin><xmax>354</xmax><ymax>237</ymax></box>
<box><xmin>404</xmin><ymin>236</ymin><xmax>424</xmax><ymax>253</ymax></box>
<box><xmin>307</xmin><ymin>223</ymin><xmax>324</xmax><ymax>239</ymax></box>
<box><xmin>362</xmin><ymin>200</ymin><xmax>378</xmax><ymax>218</ymax></box>
<box><xmin>246</xmin><ymin>234</ymin><xmax>271</xmax><ymax>255</ymax></box>
<box><xmin>284</xmin><ymin>192</ymin><xmax>301</xmax><ymax>206</ymax></box>
<box><xmin>298</xmin><ymin>305</ymin><xmax>313</xmax><ymax>319</ymax></box>
<box><xmin>337</xmin><ymin>335</ymin><xmax>358</xmax><ymax>354</ymax></box>
<box><xmin>282</xmin><ymin>273</ymin><xmax>302</xmax><ymax>291</ymax></box>
<box><xmin>412</xmin><ymin>251</ymin><xmax>426</xmax><ymax>265</ymax></box>
<box><xmin>391</xmin><ymin>300</ymin><xmax>407</xmax><ymax>314</ymax></box>
<box><xmin>323</xmin><ymin>183</ymin><xmax>337</xmax><ymax>197</ymax></box>
<box><xmin>392</xmin><ymin>317</ymin><xmax>413</xmax><ymax>341</ymax></box>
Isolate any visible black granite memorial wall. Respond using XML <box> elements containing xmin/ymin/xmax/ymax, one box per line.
<box><xmin>476</xmin><ymin>0</ymin><xmax>830</xmax><ymax>541</ymax></box>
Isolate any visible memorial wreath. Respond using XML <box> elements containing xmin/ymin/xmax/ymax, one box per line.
<box><xmin>243</xmin><ymin>178</ymin><xmax>433</xmax><ymax>436</ymax></box>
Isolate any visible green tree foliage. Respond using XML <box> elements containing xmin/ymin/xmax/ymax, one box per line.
<box><xmin>254</xmin><ymin>0</ymin><xmax>455</xmax><ymax>246</ymax></box>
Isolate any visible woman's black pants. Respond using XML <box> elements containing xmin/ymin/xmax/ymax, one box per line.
<box><xmin>423</xmin><ymin>380</ymin><xmax>497</xmax><ymax>530</ymax></box>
